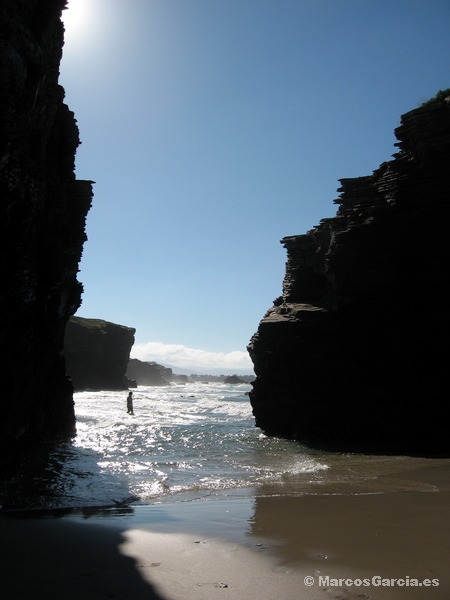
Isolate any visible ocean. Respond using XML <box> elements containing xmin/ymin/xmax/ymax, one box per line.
<box><xmin>3</xmin><ymin>381</ymin><xmax>447</xmax><ymax>511</ymax></box>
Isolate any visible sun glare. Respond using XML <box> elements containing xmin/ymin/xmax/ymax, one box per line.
<box><xmin>61</xmin><ymin>0</ymin><xmax>89</xmax><ymax>37</ymax></box>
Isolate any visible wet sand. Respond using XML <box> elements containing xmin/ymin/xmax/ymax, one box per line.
<box><xmin>1</xmin><ymin>460</ymin><xmax>449</xmax><ymax>600</ymax></box>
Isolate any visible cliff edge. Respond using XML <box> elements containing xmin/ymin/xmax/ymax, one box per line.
<box><xmin>0</xmin><ymin>1</ymin><xmax>93</xmax><ymax>474</ymax></box>
<box><xmin>64</xmin><ymin>317</ymin><xmax>136</xmax><ymax>391</ymax></box>
<box><xmin>248</xmin><ymin>93</ymin><xmax>450</xmax><ymax>456</ymax></box>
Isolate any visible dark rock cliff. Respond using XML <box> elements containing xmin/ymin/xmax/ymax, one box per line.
<box><xmin>64</xmin><ymin>317</ymin><xmax>136</xmax><ymax>391</ymax></box>
<box><xmin>126</xmin><ymin>359</ymin><xmax>171</xmax><ymax>386</ymax></box>
<box><xmin>0</xmin><ymin>1</ymin><xmax>93</xmax><ymax>474</ymax></box>
<box><xmin>127</xmin><ymin>359</ymin><xmax>191</xmax><ymax>385</ymax></box>
<box><xmin>248</xmin><ymin>95</ymin><xmax>450</xmax><ymax>456</ymax></box>
<box><xmin>224</xmin><ymin>375</ymin><xmax>246</xmax><ymax>384</ymax></box>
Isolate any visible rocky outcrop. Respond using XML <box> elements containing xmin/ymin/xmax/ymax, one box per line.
<box><xmin>127</xmin><ymin>359</ymin><xmax>190</xmax><ymax>385</ymax></box>
<box><xmin>127</xmin><ymin>359</ymin><xmax>170</xmax><ymax>386</ymax></box>
<box><xmin>224</xmin><ymin>375</ymin><xmax>245</xmax><ymax>384</ymax></box>
<box><xmin>248</xmin><ymin>94</ymin><xmax>450</xmax><ymax>456</ymax></box>
<box><xmin>64</xmin><ymin>317</ymin><xmax>136</xmax><ymax>391</ymax></box>
<box><xmin>0</xmin><ymin>1</ymin><xmax>93</xmax><ymax>474</ymax></box>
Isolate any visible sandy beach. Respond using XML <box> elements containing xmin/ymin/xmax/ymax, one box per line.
<box><xmin>1</xmin><ymin>459</ymin><xmax>449</xmax><ymax>600</ymax></box>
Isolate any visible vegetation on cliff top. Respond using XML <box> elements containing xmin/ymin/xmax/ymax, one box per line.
<box><xmin>420</xmin><ymin>88</ymin><xmax>450</xmax><ymax>106</ymax></box>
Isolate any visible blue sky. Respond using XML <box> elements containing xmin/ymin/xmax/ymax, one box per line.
<box><xmin>60</xmin><ymin>0</ymin><xmax>449</xmax><ymax>373</ymax></box>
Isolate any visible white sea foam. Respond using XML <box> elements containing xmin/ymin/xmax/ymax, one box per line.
<box><xmin>27</xmin><ymin>382</ymin><xmax>326</xmax><ymax>508</ymax></box>
<box><xmin>4</xmin><ymin>381</ymin><xmax>447</xmax><ymax>511</ymax></box>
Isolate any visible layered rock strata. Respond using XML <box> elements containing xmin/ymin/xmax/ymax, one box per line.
<box><xmin>248</xmin><ymin>96</ymin><xmax>450</xmax><ymax>455</ymax></box>
<box><xmin>64</xmin><ymin>317</ymin><xmax>136</xmax><ymax>391</ymax></box>
<box><xmin>0</xmin><ymin>1</ymin><xmax>93</xmax><ymax>474</ymax></box>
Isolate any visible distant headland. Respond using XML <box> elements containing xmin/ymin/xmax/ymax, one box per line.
<box><xmin>63</xmin><ymin>317</ymin><xmax>253</xmax><ymax>389</ymax></box>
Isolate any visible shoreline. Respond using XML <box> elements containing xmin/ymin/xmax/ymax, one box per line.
<box><xmin>2</xmin><ymin>460</ymin><xmax>450</xmax><ymax>600</ymax></box>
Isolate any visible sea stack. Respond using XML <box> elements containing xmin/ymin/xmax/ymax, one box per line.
<box><xmin>248</xmin><ymin>92</ymin><xmax>450</xmax><ymax>456</ymax></box>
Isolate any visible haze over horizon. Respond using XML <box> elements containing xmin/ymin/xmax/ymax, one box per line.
<box><xmin>131</xmin><ymin>341</ymin><xmax>255</xmax><ymax>375</ymax></box>
<box><xmin>60</xmin><ymin>0</ymin><xmax>450</xmax><ymax>372</ymax></box>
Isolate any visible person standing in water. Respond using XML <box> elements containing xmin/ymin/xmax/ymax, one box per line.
<box><xmin>126</xmin><ymin>391</ymin><xmax>134</xmax><ymax>415</ymax></box>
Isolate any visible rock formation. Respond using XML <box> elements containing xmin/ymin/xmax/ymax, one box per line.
<box><xmin>127</xmin><ymin>359</ymin><xmax>190</xmax><ymax>385</ymax></box>
<box><xmin>248</xmin><ymin>93</ymin><xmax>450</xmax><ymax>456</ymax></box>
<box><xmin>127</xmin><ymin>359</ymin><xmax>171</xmax><ymax>386</ymax></box>
<box><xmin>224</xmin><ymin>375</ymin><xmax>245</xmax><ymax>384</ymax></box>
<box><xmin>0</xmin><ymin>1</ymin><xmax>93</xmax><ymax>474</ymax></box>
<box><xmin>64</xmin><ymin>317</ymin><xmax>136</xmax><ymax>391</ymax></box>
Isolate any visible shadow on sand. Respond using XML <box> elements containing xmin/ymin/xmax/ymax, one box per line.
<box><xmin>0</xmin><ymin>437</ymin><xmax>169</xmax><ymax>599</ymax></box>
<box><xmin>0</xmin><ymin>513</ymin><xmax>168</xmax><ymax>600</ymax></box>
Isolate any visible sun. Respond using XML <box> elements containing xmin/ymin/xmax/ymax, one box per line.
<box><xmin>61</xmin><ymin>0</ymin><xmax>90</xmax><ymax>38</ymax></box>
